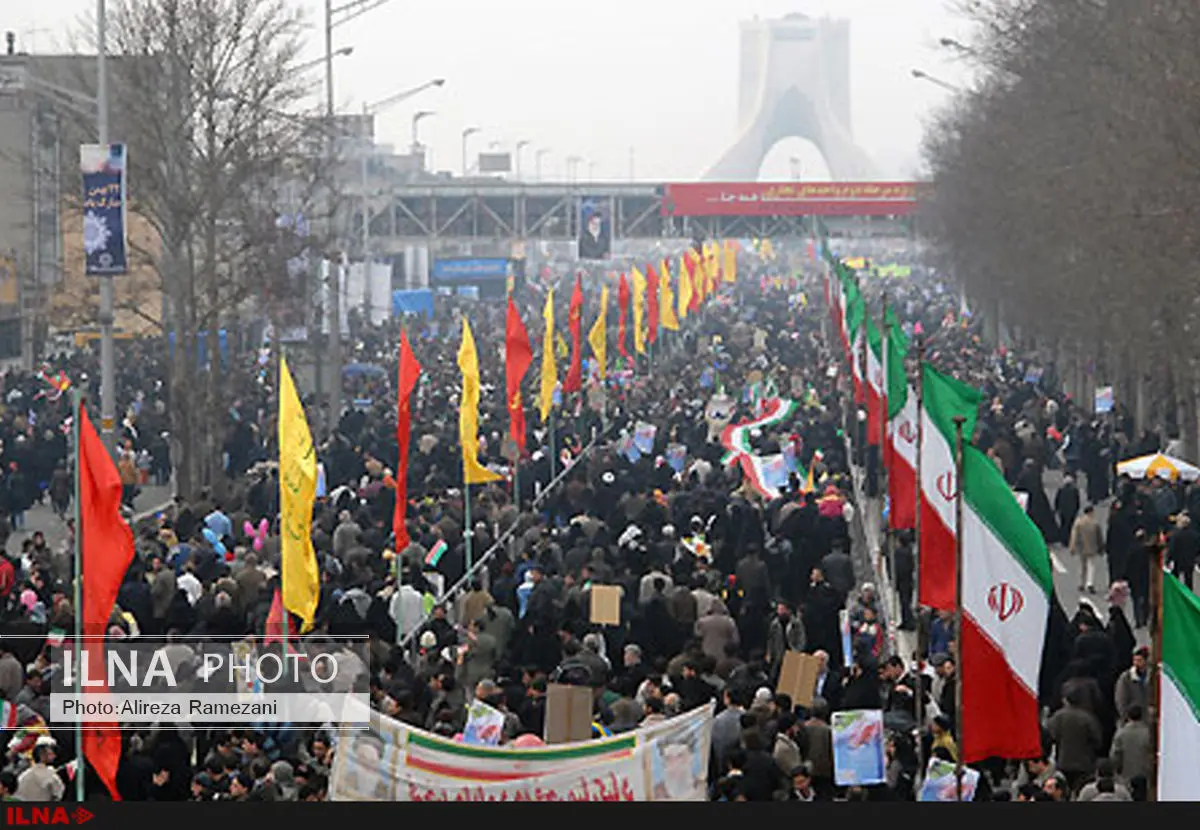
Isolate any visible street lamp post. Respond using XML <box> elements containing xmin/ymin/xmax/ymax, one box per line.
<box><xmin>295</xmin><ymin>46</ymin><xmax>352</xmax><ymax>76</ymax></box>
<box><xmin>514</xmin><ymin>140</ymin><xmax>530</xmax><ymax>180</ymax></box>
<box><xmin>358</xmin><ymin>79</ymin><xmax>444</xmax><ymax>320</ymax></box>
<box><xmin>412</xmin><ymin>110</ymin><xmax>435</xmax><ymax>156</ymax></box>
<box><xmin>566</xmin><ymin>155</ymin><xmax>582</xmax><ymax>183</ymax></box>
<box><xmin>323</xmin><ymin>0</ymin><xmax>398</xmax><ymax>430</ymax></box>
<box><xmin>535</xmin><ymin>148</ymin><xmax>550</xmax><ymax>181</ymax></box>
<box><xmin>461</xmin><ymin>126</ymin><xmax>480</xmax><ymax>177</ymax></box>
<box><xmin>911</xmin><ymin>68</ymin><xmax>963</xmax><ymax>93</ymax></box>
<box><xmin>96</xmin><ymin>0</ymin><xmax>116</xmax><ymax>458</ymax></box>
<box><xmin>939</xmin><ymin>37</ymin><xmax>976</xmax><ymax>56</ymax></box>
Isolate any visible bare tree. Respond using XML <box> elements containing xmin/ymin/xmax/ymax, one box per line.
<box><xmin>922</xmin><ymin>0</ymin><xmax>1200</xmax><ymax>454</ymax></box>
<box><xmin>93</xmin><ymin>0</ymin><xmax>339</xmax><ymax>496</ymax></box>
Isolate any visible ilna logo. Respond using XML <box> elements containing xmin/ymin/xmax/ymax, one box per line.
<box><xmin>5</xmin><ymin>807</ymin><xmax>93</xmax><ymax>825</ymax></box>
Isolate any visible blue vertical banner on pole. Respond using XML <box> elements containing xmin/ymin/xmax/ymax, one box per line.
<box><xmin>79</xmin><ymin>143</ymin><xmax>129</xmax><ymax>275</ymax></box>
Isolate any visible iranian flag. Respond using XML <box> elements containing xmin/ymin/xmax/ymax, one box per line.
<box><xmin>844</xmin><ymin>280</ymin><xmax>865</xmax><ymax>405</ymax></box>
<box><xmin>865</xmin><ymin>319</ymin><xmax>884</xmax><ymax>446</ymax></box>
<box><xmin>919</xmin><ymin>364</ymin><xmax>981</xmax><ymax>612</ymax></box>
<box><xmin>959</xmin><ymin>441</ymin><xmax>1052</xmax><ymax>763</ymax></box>
<box><xmin>1160</xmin><ymin>572</ymin><xmax>1200</xmax><ymax>800</ymax></box>
<box><xmin>885</xmin><ymin>317</ymin><xmax>916</xmax><ymax>530</ymax></box>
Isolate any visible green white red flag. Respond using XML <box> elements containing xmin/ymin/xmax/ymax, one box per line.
<box><xmin>918</xmin><ymin>364</ymin><xmax>981</xmax><ymax>611</ymax></box>
<box><xmin>958</xmin><ymin>441</ymin><xmax>1052</xmax><ymax>762</ymax></box>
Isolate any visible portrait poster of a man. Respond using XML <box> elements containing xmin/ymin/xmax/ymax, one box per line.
<box><xmin>577</xmin><ymin>197</ymin><xmax>612</xmax><ymax>260</ymax></box>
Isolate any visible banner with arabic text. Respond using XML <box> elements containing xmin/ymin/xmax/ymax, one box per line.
<box><xmin>79</xmin><ymin>143</ymin><xmax>128</xmax><ymax>275</ymax></box>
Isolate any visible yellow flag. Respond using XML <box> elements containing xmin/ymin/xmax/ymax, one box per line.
<box><xmin>278</xmin><ymin>356</ymin><xmax>319</xmax><ymax>632</ymax></box>
<box><xmin>659</xmin><ymin>260</ymin><xmax>679</xmax><ymax>331</ymax></box>
<box><xmin>696</xmin><ymin>254</ymin><xmax>710</xmax><ymax>304</ymax></box>
<box><xmin>458</xmin><ymin>316</ymin><xmax>502</xmax><ymax>485</ymax></box>
<box><xmin>631</xmin><ymin>266</ymin><xmax>647</xmax><ymax>354</ymax></box>
<box><xmin>677</xmin><ymin>256</ymin><xmax>692</xmax><ymax>320</ymax></box>
<box><xmin>761</xmin><ymin>238</ymin><xmax>776</xmax><ymax>260</ymax></box>
<box><xmin>588</xmin><ymin>285</ymin><xmax>608</xmax><ymax>379</ymax></box>
<box><xmin>538</xmin><ymin>289</ymin><xmax>556</xmax><ymax>422</ymax></box>
<box><xmin>723</xmin><ymin>240</ymin><xmax>738</xmax><ymax>283</ymax></box>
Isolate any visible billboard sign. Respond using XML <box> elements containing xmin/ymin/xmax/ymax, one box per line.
<box><xmin>431</xmin><ymin>258</ymin><xmax>511</xmax><ymax>283</ymax></box>
<box><xmin>578</xmin><ymin>196</ymin><xmax>613</xmax><ymax>260</ymax></box>
<box><xmin>660</xmin><ymin>182</ymin><xmax>919</xmax><ymax>217</ymax></box>
<box><xmin>477</xmin><ymin>152</ymin><xmax>512</xmax><ymax>174</ymax></box>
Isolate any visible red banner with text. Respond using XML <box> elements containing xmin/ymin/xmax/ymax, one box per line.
<box><xmin>661</xmin><ymin>182</ymin><xmax>919</xmax><ymax>217</ymax></box>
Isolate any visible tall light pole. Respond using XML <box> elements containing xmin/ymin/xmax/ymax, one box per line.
<box><xmin>514</xmin><ymin>139</ymin><xmax>530</xmax><ymax>180</ymax></box>
<box><xmin>535</xmin><ymin>148</ymin><xmax>550</xmax><ymax>181</ymax></box>
<box><xmin>461</xmin><ymin>126</ymin><xmax>480</xmax><ymax>177</ymax></box>
<box><xmin>359</xmin><ymin>79</ymin><xmax>444</xmax><ymax>320</ymax></box>
<box><xmin>587</xmin><ymin>161</ymin><xmax>595</xmax><ymax>181</ymax></box>
<box><xmin>939</xmin><ymin>37</ymin><xmax>977</xmax><ymax>56</ymax></box>
<box><xmin>96</xmin><ymin>0</ymin><xmax>116</xmax><ymax>457</ymax></box>
<box><xmin>324</xmin><ymin>0</ymin><xmax>397</xmax><ymax>431</ymax></box>
<box><xmin>412</xmin><ymin>110</ymin><xmax>435</xmax><ymax>155</ymax></box>
<box><xmin>566</xmin><ymin>155</ymin><xmax>582</xmax><ymax>183</ymax></box>
<box><xmin>295</xmin><ymin>45</ymin><xmax>352</xmax><ymax>75</ymax></box>
<box><xmin>628</xmin><ymin>146</ymin><xmax>635</xmax><ymax>181</ymax></box>
<box><xmin>911</xmin><ymin>68</ymin><xmax>963</xmax><ymax>93</ymax></box>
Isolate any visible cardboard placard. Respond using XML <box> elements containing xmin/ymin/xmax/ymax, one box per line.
<box><xmin>778</xmin><ymin>651</ymin><xmax>822</xmax><ymax>709</ymax></box>
<box><xmin>589</xmin><ymin>585</ymin><xmax>622</xmax><ymax>626</ymax></box>
<box><xmin>544</xmin><ymin>683</ymin><xmax>594</xmax><ymax>745</ymax></box>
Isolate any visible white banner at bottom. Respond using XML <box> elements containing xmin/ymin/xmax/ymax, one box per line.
<box><xmin>330</xmin><ymin>699</ymin><xmax>714</xmax><ymax>802</ymax></box>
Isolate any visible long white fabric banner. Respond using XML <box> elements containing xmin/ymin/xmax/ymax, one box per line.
<box><xmin>329</xmin><ymin>699</ymin><xmax>714</xmax><ymax>802</ymax></box>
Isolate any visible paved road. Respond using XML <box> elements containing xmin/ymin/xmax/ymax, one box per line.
<box><xmin>7</xmin><ymin>483</ymin><xmax>174</xmax><ymax>557</ymax></box>
<box><xmin>857</xmin><ymin>465</ymin><xmax>1151</xmax><ymax>665</ymax></box>
<box><xmin>1039</xmin><ymin>469</ymin><xmax>1150</xmax><ymax>648</ymax></box>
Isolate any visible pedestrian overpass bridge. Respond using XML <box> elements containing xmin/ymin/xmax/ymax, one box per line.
<box><xmin>360</xmin><ymin>180</ymin><xmax>920</xmax><ymax>253</ymax></box>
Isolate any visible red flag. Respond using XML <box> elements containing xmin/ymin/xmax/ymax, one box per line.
<box><xmin>562</xmin><ymin>276</ymin><xmax>584</xmax><ymax>393</ymax></box>
<box><xmin>264</xmin><ymin>587</ymin><xmax>296</xmax><ymax>646</ymax></box>
<box><xmin>394</xmin><ymin>330</ymin><xmax>422</xmax><ymax>552</ymax></box>
<box><xmin>617</xmin><ymin>272</ymin><xmax>631</xmax><ymax>361</ymax></box>
<box><xmin>646</xmin><ymin>264</ymin><xmax>660</xmax><ymax>345</ymax></box>
<box><xmin>684</xmin><ymin>253</ymin><xmax>701</xmax><ymax>313</ymax></box>
<box><xmin>78</xmin><ymin>403</ymin><xmax>134</xmax><ymax>802</ymax></box>
<box><xmin>505</xmin><ymin>297</ymin><xmax>533</xmax><ymax>456</ymax></box>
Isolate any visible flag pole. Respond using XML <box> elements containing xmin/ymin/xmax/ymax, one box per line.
<box><xmin>857</xmin><ymin>277</ymin><xmax>868</xmax><ymax>470</ymax></box>
<box><xmin>279</xmin><ymin>350</ymin><xmax>289</xmax><ymax>666</ymax></box>
<box><xmin>914</xmin><ymin>337</ymin><xmax>927</xmax><ymax>777</ymax></box>
<box><xmin>1151</xmin><ymin>531</ymin><xmax>1165</xmax><ymax>800</ymax></box>
<box><xmin>512</xmin><ymin>451</ymin><xmax>520</xmax><ymax>513</ymax></box>
<box><xmin>880</xmin><ymin>293</ymin><xmax>890</xmax><ymax>480</ymax></box>
<box><xmin>71</xmin><ymin>387</ymin><xmax>85</xmax><ymax>803</ymax></box>
<box><xmin>463</xmin><ymin>481</ymin><xmax>473</xmax><ymax>575</ymax></box>
<box><xmin>549</xmin><ymin>408</ymin><xmax>557</xmax><ymax>484</ymax></box>
<box><xmin>879</xmin><ymin>293</ymin><xmax>890</xmax><ymax>591</ymax></box>
<box><xmin>952</xmin><ymin>414</ymin><xmax>966</xmax><ymax>803</ymax></box>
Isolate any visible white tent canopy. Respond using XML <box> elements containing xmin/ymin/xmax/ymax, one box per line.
<box><xmin>1116</xmin><ymin>453</ymin><xmax>1200</xmax><ymax>482</ymax></box>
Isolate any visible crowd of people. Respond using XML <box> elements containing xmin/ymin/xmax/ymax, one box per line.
<box><xmin>0</xmin><ymin>237</ymin><xmax>1186</xmax><ymax>803</ymax></box>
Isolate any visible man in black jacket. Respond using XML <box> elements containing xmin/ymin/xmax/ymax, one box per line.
<box><xmin>1168</xmin><ymin>513</ymin><xmax>1200</xmax><ymax>591</ymax></box>
<box><xmin>803</xmin><ymin>569</ymin><xmax>844</xmax><ymax>668</ymax></box>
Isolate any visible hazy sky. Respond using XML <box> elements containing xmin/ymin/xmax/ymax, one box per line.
<box><xmin>20</xmin><ymin>0</ymin><xmax>972</xmax><ymax>181</ymax></box>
